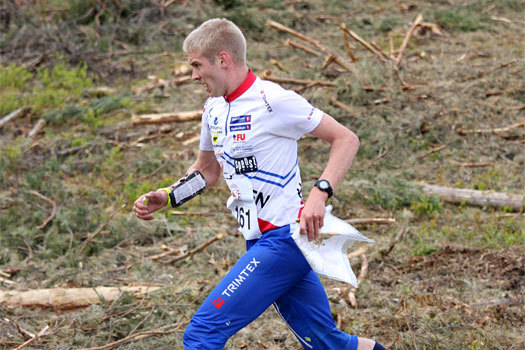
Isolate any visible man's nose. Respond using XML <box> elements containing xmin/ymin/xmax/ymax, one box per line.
<box><xmin>192</xmin><ymin>70</ymin><xmax>200</xmax><ymax>80</ymax></box>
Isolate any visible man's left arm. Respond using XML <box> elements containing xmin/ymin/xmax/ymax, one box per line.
<box><xmin>300</xmin><ymin>113</ymin><xmax>360</xmax><ymax>241</ymax></box>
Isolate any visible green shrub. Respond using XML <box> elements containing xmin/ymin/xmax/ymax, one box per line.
<box><xmin>411</xmin><ymin>196</ymin><xmax>442</xmax><ymax>216</ymax></box>
<box><xmin>431</xmin><ymin>10</ymin><xmax>486</xmax><ymax>32</ymax></box>
<box><xmin>34</xmin><ymin>62</ymin><xmax>93</xmax><ymax>111</ymax></box>
<box><xmin>0</xmin><ymin>63</ymin><xmax>32</xmax><ymax>89</ymax></box>
<box><xmin>0</xmin><ymin>64</ymin><xmax>32</xmax><ymax>115</ymax></box>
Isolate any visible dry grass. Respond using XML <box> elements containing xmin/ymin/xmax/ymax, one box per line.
<box><xmin>1</xmin><ymin>0</ymin><xmax>524</xmax><ymax>349</ymax></box>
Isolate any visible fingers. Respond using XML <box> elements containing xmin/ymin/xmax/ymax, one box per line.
<box><xmin>133</xmin><ymin>193</ymin><xmax>154</xmax><ymax>220</ymax></box>
<box><xmin>300</xmin><ymin>214</ymin><xmax>323</xmax><ymax>242</ymax></box>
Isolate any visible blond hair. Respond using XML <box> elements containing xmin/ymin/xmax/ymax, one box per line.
<box><xmin>183</xmin><ymin>18</ymin><xmax>247</xmax><ymax>66</ymax></box>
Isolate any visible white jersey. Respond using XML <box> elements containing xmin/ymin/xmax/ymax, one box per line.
<box><xmin>199</xmin><ymin>70</ymin><xmax>323</xmax><ymax>240</ymax></box>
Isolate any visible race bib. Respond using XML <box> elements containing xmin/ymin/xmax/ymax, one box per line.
<box><xmin>225</xmin><ymin>176</ymin><xmax>261</xmax><ymax>240</ymax></box>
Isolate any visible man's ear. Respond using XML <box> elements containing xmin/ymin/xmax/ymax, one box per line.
<box><xmin>217</xmin><ymin>51</ymin><xmax>230</xmax><ymax>68</ymax></box>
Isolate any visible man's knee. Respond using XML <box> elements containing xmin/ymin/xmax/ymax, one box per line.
<box><xmin>183</xmin><ymin>317</ymin><xmax>228</xmax><ymax>350</ymax></box>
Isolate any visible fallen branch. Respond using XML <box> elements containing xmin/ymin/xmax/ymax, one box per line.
<box><xmin>416</xmin><ymin>144</ymin><xmax>447</xmax><ymax>159</ymax></box>
<box><xmin>455</xmin><ymin>161</ymin><xmax>494</xmax><ymax>168</ymax></box>
<box><xmin>457</xmin><ymin>120</ymin><xmax>525</xmax><ymax>135</ymax></box>
<box><xmin>284</xmin><ymin>39</ymin><xmax>321</xmax><ymax>56</ymax></box>
<box><xmin>1</xmin><ymin>317</ymin><xmax>34</xmax><ymax>340</ymax></box>
<box><xmin>0</xmin><ymin>107</ymin><xmax>29</xmax><ymax>128</ymax></box>
<box><xmin>0</xmin><ymin>276</ymin><xmax>15</xmax><ymax>285</ymax></box>
<box><xmin>162</xmin><ymin>233</ymin><xmax>225</xmax><ymax>264</ymax></box>
<box><xmin>26</xmin><ymin>190</ymin><xmax>57</xmax><ymax>230</ymax></box>
<box><xmin>339</xmin><ymin>23</ymin><xmax>390</xmax><ymax>62</ymax></box>
<box><xmin>506</xmin><ymin>105</ymin><xmax>525</xmax><ymax>111</ymax></box>
<box><xmin>27</xmin><ymin>118</ymin><xmax>46</xmax><ymax>138</ymax></box>
<box><xmin>133</xmin><ymin>75</ymin><xmax>191</xmax><ymax>95</ymax></box>
<box><xmin>421</xmin><ymin>184</ymin><xmax>524</xmax><ymax>211</ymax></box>
<box><xmin>381</xmin><ymin>227</ymin><xmax>408</xmax><ymax>257</ymax></box>
<box><xmin>267</xmin><ymin>20</ymin><xmax>357</xmax><ymax>74</ymax></box>
<box><xmin>78</xmin><ymin>204</ymin><xmax>126</xmax><ymax>254</ymax></box>
<box><xmin>340</xmin><ymin>27</ymin><xmax>357</xmax><ymax>62</ymax></box>
<box><xmin>0</xmin><ymin>286</ymin><xmax>161</xmax><ymax>309</ymax></box>
<box><xmin>270</xmin><ymin>58</ymin><xmax>288</xmax><ymax>72</ymax></box>
<box><xmin>261</xmin><ymin>71</ymin><xmax>336</xmax><ymax>87</ymax></box>
<box><xmin>148</xmin><ymin>246</ymin><xmax>186</xmax><ymax>261</ymax></box>
<box><xmin>14</xmin><ymin>325</ymin><xmax>49</xmax><ymax>350</ymax></box>
<box><xmin>329</xmin><ymin>98</ymin><xmax>356</xmax><ymax>116</ymax></box>
<box><xmin>347</xmin><ymin>246</ymin><xmax>368</xmax><ymax>259</ymax></box>
<box><xmin>462</xmin><ymin>59</ymin><xmax>520</xmax><ymax>82</ymax></box>
<box><xmin>132</xmin><ymin>110</ymin><xmax>202</xmax><ymax>125</ymax></box>
<box><xmin>91</xmin><ymin>49</ymin><xmax>144</xmax><ymax>61</ymax></box>
<box><xmin>395</xmin><ymin>14</ymin><xmax>424</xmax><ymax>70</ymax></box>
<box><xmin>347</xmin><ymin>254</ymin><xmax>369</xmax><ymax>308</ymax></box>
<box><xmin>346</xmin><ymin>217</ymin><xmax>396</xmax><ymax>225</ymax></box>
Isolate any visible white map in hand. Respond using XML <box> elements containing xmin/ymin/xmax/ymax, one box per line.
<box><xmin>292</xmin><ymin>205</ymin><xmax>374</xmax><ymax>287</ymax></box>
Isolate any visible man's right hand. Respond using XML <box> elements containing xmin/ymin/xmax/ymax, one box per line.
<box><xmin>133</xmin><ymin>191</ymin><xmax>169</xmax><ymax>220</ymax></box>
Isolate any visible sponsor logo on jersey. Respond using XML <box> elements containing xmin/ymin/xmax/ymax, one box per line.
<box><xmin>231</xmin><ymin>145</ymin><xmax>254</xmax><ymax>154</ymax></box>
<box><xmin>221</xmin><ymin>258</ymin><xmax>261</xmax><ymax>298</ymax></box>
<box><xmin>230</xmin><ymin>124</ymin><xmax>251</xmax><ymax>132</ymax></box>
<box><xmin>230</xmin><ymin>115</ymin><xmax>251</xmax><ymax>124</ymax></box>
<box><xmin>307</xmin><ymin>108</ymin><xmax>315</xmax><ymax>120</ymax></box>
<box><xmin>234</xmin><ymin>155</ymin><xmax>258</xmax><ymax>174</ymax></box>
<box><xmin>232</xmin><ymin>133</ymin><xmax>246</xmax><ymax>142</ymax></box>
<box><xmin>212</xmin><ymin>297</ymin><xmax>225</xmax><ymax>309</ymax></box>
<box><xmin>260</xmin><ymin>90</ymin><xmax>273</xmax><ymax>113</ymax></box>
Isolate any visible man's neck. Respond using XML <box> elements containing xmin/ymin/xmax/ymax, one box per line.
<box><xmin>225</xmin><ymin>66</ymin><xmax>250</xmax><ymax>96</ymax></box>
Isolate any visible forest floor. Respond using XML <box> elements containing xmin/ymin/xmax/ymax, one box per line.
<box><xmin>0</xmin><ymin>1</ymin><xmax>524</xmax><ymax>349</ymax></box>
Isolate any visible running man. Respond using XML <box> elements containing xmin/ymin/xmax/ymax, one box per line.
<box><xmin>133</xmin><ymin>18</ymin><xmax>387</xmax><ymax>350</ymax></box>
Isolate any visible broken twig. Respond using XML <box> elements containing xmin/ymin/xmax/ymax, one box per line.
<box><xmin>284</xmin><ymin>39</ymin><xmax>321</xmax><ymax>57</ymax></box>
<box><xmin>457</xmin><ymin>120</ymin><xmax>525</xmax><ymax>135</ymax></box>
<box><xmin>339</xmin><ymin>24</ymin><xmax>390</xmax><ymax>62</ymax></box>
<box><xmin>261</xmin><ymin>71</ymin><xmax>336</xmax><ymax>87</ymax></box>
<box><xmin>395</xmin><ymin>14</ymin><xmax>424</xmax><ymax>70</ymax></box>
<box><xmin>267</xmin><ymin>20</ymin><xmax>357</xmax><ymax>74</ymax></box>
<box><xmin>162</xmin><ymin>233</ymin><xmax>226</xmax><ymax>264</ymax></box>
<box><xmin>26</xmin><ymin>190</ymin><xmax>57</xmax><ymax>230</ymax></box>
<box><xmin>347</xmin><ymin>254</ymin><xmax>369</xmax><ymax>308</ymax></box>
<box><xmin>78</xmin><ymin>204</ymin><xmax>126</xmax><ymax>254</ymax></box>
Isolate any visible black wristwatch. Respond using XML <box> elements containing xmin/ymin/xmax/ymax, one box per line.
<box><xmin>314</xmin><ymin>179</ymin><xmax>333</xmax><ymax>198</ymax></box>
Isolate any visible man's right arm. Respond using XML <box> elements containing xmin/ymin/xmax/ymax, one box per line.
<box><xmin>186</xmin><ymin>150</ymin><xmax>222</xmax><ymax>187</ymax></box>
<box><xmin>133</xmin><ymin>150</ymin><xmax>221</xmax><ymax>220</ymax></box>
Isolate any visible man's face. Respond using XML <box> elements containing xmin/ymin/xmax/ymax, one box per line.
<box><xmin>188</xmin><ymin>51</ymin><xmax>226</xmax><ymax>97</ymax></box>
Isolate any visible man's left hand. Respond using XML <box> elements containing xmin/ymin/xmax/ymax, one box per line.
<box><xmin>300</xmin><ymin>187</ymin><xmax>328</xmax><ymax>241</ymax></box>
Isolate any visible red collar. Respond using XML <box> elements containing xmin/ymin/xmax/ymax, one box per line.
<box><xmin>224</xmin><ymin>69</ymin><xmax>256</xmax><ymax>103</ymax></box>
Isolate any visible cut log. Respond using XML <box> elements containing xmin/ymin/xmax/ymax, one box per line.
<box><xmin>421</xmin><ymin>184</ymin><xmax>524</xmax><ymax>211</ymax></box>
<box><xmin>132</xmin><ymin>110</ymin><xmax>202</xmax><ymax>125</ymax></box>
<box><xmin>0</xmin><ymin>108</ymin><xmax>29</xmax><ymax>128</ymax></box>
<box><xmin>0</xmin><ymin>286</ymin><xmax>161</xmax><ymax>309</ymax></box>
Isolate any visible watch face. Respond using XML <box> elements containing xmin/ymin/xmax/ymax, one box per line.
<box><xmin>318</xmin><ymin>180</ymin><xmax>329</xmax><ymax>190</ymax></box>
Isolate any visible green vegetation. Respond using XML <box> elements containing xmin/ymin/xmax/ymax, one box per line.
<box><xmin>0</xmin><ymin>61</ymin><xmax>93</xmax><ymax>116</ymax></box>
<box><xmin>0</xmin><ymin>0</ymin><xmax>523</xmax><ymax>349</ymax></box>
<box><xmin>430</xmin><ymin>9</ymin><xmax>487</xmax><ymax>32</ymax></box>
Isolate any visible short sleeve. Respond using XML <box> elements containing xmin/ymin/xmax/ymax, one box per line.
<box><xmin>199</xmin><ymin>106</ymin><xmax>213</xmax><ymax>151</ymax></box>
<box><xmin>266</xmin><ymin>87</ymin><xmax>324</xmax><ymax>140</ymax></box>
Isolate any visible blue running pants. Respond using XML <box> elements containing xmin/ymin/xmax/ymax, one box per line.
<box><xmin>183</xmin><ymin>225</ymin><xmax>358</xmax><ymax>349</ymax></box>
